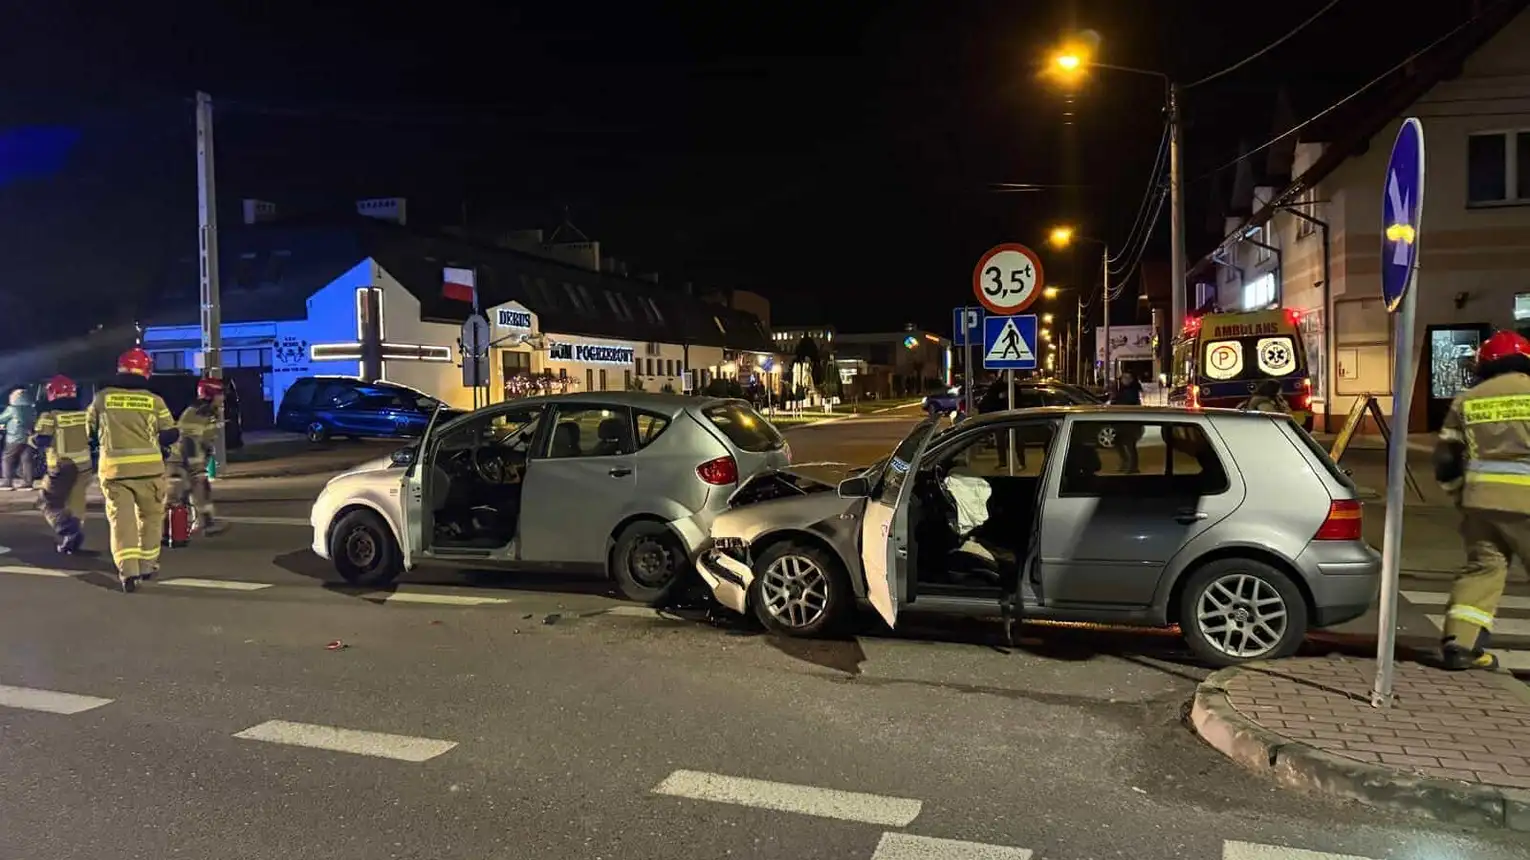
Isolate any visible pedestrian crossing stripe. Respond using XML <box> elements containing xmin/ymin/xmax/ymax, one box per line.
<box><xmin>984</xmin><ymin>317</ymin><xmax>1035</xmax><ymax>365</ymax></box>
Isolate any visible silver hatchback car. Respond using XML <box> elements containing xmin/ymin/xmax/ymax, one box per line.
<box><xmin>311</xmin><ymin>392</ymin><xmax>791</xmax><ymax>603</ymax></box>
<box><xmin>697</xmin><ymin>406</ymin><xmax>1380</xmax><ymax>666</ymax></box>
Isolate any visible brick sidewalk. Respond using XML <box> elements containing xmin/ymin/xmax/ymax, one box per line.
<box><xmin>1192</xmin><ymin>655</ymin><xmax>1530</xmax><ymax>830</ymax></box>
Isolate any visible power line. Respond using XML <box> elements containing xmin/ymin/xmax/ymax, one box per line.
<box><xmin>1193</xmin><ymin>5</ymin><xmax>1491</xmax><ymax>180</ymax></box>
<box><xmin>1108</xmin><ymin>183</ymin><xmax>1168</xmax><ymax>298</ymax></box>
<box><xmin>1107</xmin><ymin>122</ymin><xmax>1169</xmax><ymax>268</ymax></box>
<box><xmin>1184</xmin><ymin>0</ymin><xmax>1343</xmax><ymax>89</ymax></box>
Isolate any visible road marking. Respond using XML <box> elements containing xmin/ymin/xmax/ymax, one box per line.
<box><xmin>160</xmin><ymin>578</ymin><xmax>274</xmax><ymax>591</ymax></box>
<box><xmin>1403</xmin><ymin>590</ymin><xmax>1530</xmax><ymax>611</ymax></box>
<box><xmin>232</xmin><ymin>720</ymin><xmax>457</xmax><ymax>762</ymax></box>
<box><xmin>1426</xmin><ymin>614</ymin><xmax>1530</xmax><ymax>637</ymax></box>
<box><xmin>0</xmin><ymin>683</ymin><xmax>113</xmax><ymax>715</ymax></box>
<box><xmin>604</xmin><ymin>605</ymin><xmax>661</xmax><ymax>618</ymax></box>
<box><xmin>1495</xmin><ymin>650</ymin><xmax>1530</xmax><ymax>671</ymax></box>
<box><xmin>0</xmin><ymin>565</ymin><xmax>81</xmax><ymax>578</ymax></box>
<box><xmin>1223</xmin><ymin>841</ymin><xmax>1375</xmax><ymax>860</ymax></box>
<box><xmin>651</xmin><ymin>770</ymin><xmax>921</xmax><ymax>826</ymax></box>
<box><xmin>359</xmin><ymin>590</ymin><xmax>511</xmax><ymax>606</ymax></box>
<box><xmin>871</xmin><ymin>833</ymin><xmax>1031</xmax><ymax>860</ymax></box>
<box><xmin>218</xmin><ymin>516</ymin><xmax>309</xmax><ymax>527</ymax></box>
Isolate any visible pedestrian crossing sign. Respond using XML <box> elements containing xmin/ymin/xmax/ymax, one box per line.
<box><xmin>982</xmin><ymin>314</ymin><xmax>1038</xmax><ymax>370</ymax></box>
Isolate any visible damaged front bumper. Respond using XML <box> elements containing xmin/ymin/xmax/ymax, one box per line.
<box><xmin>695</xmin><ymin>539</ymin><xmax>754</xmax><ymax>615</ymax></box>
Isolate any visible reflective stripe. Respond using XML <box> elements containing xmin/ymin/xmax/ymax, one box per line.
<box><xmin>103</xmin><ymin>393</ymin><xmax>156</xmax><ymax>411</ymax></box>
<box><xmin>1447</xmin><ymin>604</ymin><xmax>1495</xmax><ymax>629</ymax></box>
<box><xmin>55</xmin><ymin>414</ymin><xmax>87</xmax><ymax>427</ymax></box>
<box><xmin>100</xmin><ymin>452</ymin><xmax>162</xmax><ymax>467</ymax></box>
<box><xmin>1466</xmin><ymin>459</ymin><xmax>1530</xmax><ymax>475</ymax></box>
<box><xmin>112</xmin><ymin>546</ymin><xmax>146</xmax><ymax>564</ymax></box>
<box><xmin>1465</xmin><ymin>472</ymin><xmax>1530</xmax><ymax>487</ymax></box>
<box><xmin>140</xmin><ymin>545</ymin><xmax>161</xmax><ymax>564</ymax></box>
<box><xmin>1462</xmin><ymin>395</ymin><xmax>1530</xmax><ymax>424</ymax></box>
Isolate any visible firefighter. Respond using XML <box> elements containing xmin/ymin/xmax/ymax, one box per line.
<box><xmin>1433</xmin><ymin>329</ymin><xmax>1530</xmax><ymax>670</ymax></box>
<box><xmin>31</xmin><ymin>375</ymin><xmax>91</xmax><ymax>553</ymax></box>
<box><xmin>172</xmin><ymin>376</ymin><xmax>224</xmax><ymax>534</ymax></box>
<box><xmin>87</xmin><ymin>348</ymin><xmax>178</xmax><ymax>592</ymax></box>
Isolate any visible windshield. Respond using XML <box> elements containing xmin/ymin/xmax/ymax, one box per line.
<box><xmin>1202</xmin><ymin>335</ymin><xmax>1303</xmax><ymax>383</ymax></box>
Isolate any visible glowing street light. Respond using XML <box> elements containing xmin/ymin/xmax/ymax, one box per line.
<box><xmin>1044</xmin><ymin>287</ymin><xmax>1060</xmax><ymax>299</ymax></box>
<box><xmin>1054</xmin><ymin>53</ymin><xmax>1082</xmax><ymax>72</ymax></box>
<box><xmin>1042</xmin><ymin>313</ymin><xmax>1055</xmax><ymax>323</ymax></box>
<box><xmin>1042</xmin><ymin>329</ymin><xmax>1053</xmax><ymax>341</ymax></box>
<box><xmin>1048</xmin><ymin>226</ymin><xmax>1075</xmax><ymax>247</ymax></box>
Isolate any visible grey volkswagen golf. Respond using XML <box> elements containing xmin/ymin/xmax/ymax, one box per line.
<box><xmin>697</xmin><ymin>406</ymin><xmax>1380</xmax><ymax>666</ymax></box>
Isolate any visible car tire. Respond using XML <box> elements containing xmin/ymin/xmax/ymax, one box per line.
<box><xmin>307</xmin><ymin>422</ymin><xmax>331</xmax><ymax>444</ymax></box>
<box><xmin>330</xmin><ymin>509</ymin><xmax>402</xmax><ymax>588</ymax></box>
<box><xmin>1178</xmin><ymin>557</ymin><xmax>1308</xmax><ymax>667</ymax></box>
<box><xmin>611</xmin><ymin>521</ymin><xmax>688</xmax><ymax>605</ymax></box>
<box><xmin>1096</xmin><ymin>425</ymin><xmax>1116</xmax><ymax>448</ymax></box>
<box><xmin>748</xmin><ymin>540</ymin><xmax>852</xmax><ymax>638</ymax></box>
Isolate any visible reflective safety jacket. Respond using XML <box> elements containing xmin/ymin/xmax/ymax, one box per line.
<box><xmin>1437</xmin><ymin>371</ymin><xmax>1530</xmax><ymax>513</ymax></box>
<box><xmin>32</xmin><ymin>409</ymin><xmax>90</xmax><ymax>470</ymax></box>
<box><xmin>177</xmin><ymin>404</ymin><xmax>218</xmax><ymax>467</ymax></box>
<box><xmin>87</xmin><ymin>387</ymin><xmax>176</xmax><ymax>480</ymax></box>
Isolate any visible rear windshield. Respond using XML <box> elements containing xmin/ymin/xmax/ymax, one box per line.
<box><xmin>1202</xmin><ymin>335</ymin><xmax>1303</xmax><ymax>383</ymax></box>
<box><xmin>1286</xmin><ymin>418</ymin><xmax>1357</xmax><ymax>492</ymax></box>
<box><xmin>703</xmin><ymin>402</ymin><xmax>784</xmax><ymax>453</ymax></box>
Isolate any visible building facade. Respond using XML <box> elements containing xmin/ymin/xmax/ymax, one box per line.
<box><xmin>143</xmin><ymin>207</ymin><xmax>781</xmax><ymax>421</ymax></box>
<box><xmin>1189</xmin><ymin>3</ymin><xmax>1530</xmax><ymax>432</ymax></box>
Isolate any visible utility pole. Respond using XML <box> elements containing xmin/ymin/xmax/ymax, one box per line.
<box><xmin>1075</xmin><ymin>294</ymin><xmax>1084</xmax><ymax>385</ymax></box>
<box><xmin>1101</xmin><ymin>245</ymin><xmax>1112</xmax><ymax>389</ymax></box>
<box><xmin>195</xmin><ymin>91</ymin><xmax>226</xmax><ymax>470</ymax></box>
<box><xmin>1168</xmin><ymin>83</ymin><xmax>1187</xmax><ymax>343</ymax></box>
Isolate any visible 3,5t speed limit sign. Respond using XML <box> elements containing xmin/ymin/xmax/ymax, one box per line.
<box><xmin>972</xmin><ymin>243</ymin><xmax>1045</xmax><ymax>316</ymax></box>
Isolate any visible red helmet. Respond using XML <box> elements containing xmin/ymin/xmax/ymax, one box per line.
<box><xmin>117</xmin><ymin>347</ymin><xmax>153</xmax><ymax>377</ymax></box>
<box><xmin>1478</xmin><ymin>331</ymin><xmax>1530</xmax><ymax>365</ymax></box>
<box><xmin>197</xmin><ymin>376</ymin><xmax>225</xmax><ymax>400</ymax></box>
<box><xmin>44</xmin><ymin>375</ymin><xmax>76</xmax><ymax>400</ymax></box>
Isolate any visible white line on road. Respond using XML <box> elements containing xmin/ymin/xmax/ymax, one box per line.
<box><xmin>217</xmin><ymin>515</ymin><xmax>310</xmax><ymax>527</ymax></box>
<box><xmin>160</xmin><ymin>578</ymin><xmax>274</xmax><ymax>591</ymax></box>
<box><xmin>1495</xmin><ymin>649</ymin><xmax>1530</xmax><ymax>671</ymax></box>
<box><xmin>0</xmin><ymin>565</ymin><xmax>81</xmax><ymax>578</ymax></box>
<box><xmin>0</xmin><ymin>683</ymin><xmax>113</xmax><ymax>715</ymax></box>
<box><xmin>1223</xmin><ymin>841</ymin><xmax>1375</xmax><ymax>860</ymax></box>
<box><xmin>651</xmin><ymin>770</ymin><xmax>922</xmax><ymax>827</ymax></box>
<box><xmin>359</xmin><ymin>590</ymin><xmax>511</xmax><ymax>606</ymax></box>
<box><xmin>871</xmin><ymin>833</ymin><xmax>1031</xmax><ymax>860</ymax></box>
<box><xmin>1426</xmin><ymin>614</ymin><xmax>1530</xmax><ymax>637</ymax></box>
<box><xmin>1403</xmin><ymin>590</ymin><xmax>1530</xmax><ymax>611</ymax></box>
<box><xmin>232</xmin><ymin>720</ymin><xmax>458</xmax><ymax>762</ymax></box>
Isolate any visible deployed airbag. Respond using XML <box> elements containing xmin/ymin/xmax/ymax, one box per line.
<box><xmin>943</xmin><ymin>474</ymin><xmax>992</xmax><ymax>537</ymax></box>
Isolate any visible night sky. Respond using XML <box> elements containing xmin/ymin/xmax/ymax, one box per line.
<box><xmin>0</xmin><ymin>2</ymin><xmax>1484</xmax><ymax>344</ymax></box>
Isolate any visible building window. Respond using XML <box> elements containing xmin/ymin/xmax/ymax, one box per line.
<box><xmin>1515</xmin><ymin>292</ymin><xmax>1530</xmax><ymax>323</ymax></box>
<box><xmin>666</xmin><ymin>359</ymin><xmax>675</xmax><ymax>376</ymax></box>
<box><xmin>624</xmin><ymin>369</ymin><xmax>632</xmax><ymax>390</ymax></box>
<box><xmin>1251</xmin><ymin>226</ymin><xmax>1272</xmax><ymax>263</ymax></box>
<box><xmin>599</xmin><ymin>369</ymin><xmax>608</xmax><ymax>391</ymax></box>
<box><xmin>1468</xmin><ymin>131</ymin><xmax>1530</xmax><ymax>206</ymax></box>
<box><xmin>585</xmin><ymin>368</ymin><xmax>594</xmax><ymax>391</ymax></box>
<box><xmin>646</xmin><ymin>357</ymin><xmax>655</xmax><ymax>376</ymax></box>
<box><xmin>1295</xmin><ymin>188</ymin><xmax>1316</xmax><ymax>238</ymax></box>
<box><xmin>1242</xmin><ymin>273</ymin><xmax>1276</xmax><ymax>311</ymax></box>
<box><xmin>151</xmin><ymin>351</ymin><xmax>186</xmax><ymax>371</ymax></box>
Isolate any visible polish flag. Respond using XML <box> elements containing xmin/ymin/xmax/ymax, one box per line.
<box><xmin>443</xmin><ymin>266</ymin><xmax>475</xmax><ymax>303</ymax></box>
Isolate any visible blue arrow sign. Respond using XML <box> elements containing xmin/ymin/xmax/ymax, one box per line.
<box><xmin>982</xmin><ymin>314</ymin><xmax>1038</xmax><ymax>370</ymax></box>
<box><xmin>952</xmin><ymin>306</ymin><xmax>982</xmax><ymax>346</ymax></box>
<box><xmin>1381</xmin><ymin>118</ymin><xmax>1425</xmax><ymax>313</ymax></box>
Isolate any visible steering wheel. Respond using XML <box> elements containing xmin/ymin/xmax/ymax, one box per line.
<box><xmin>471</xmin><ymin>445</ymin><xmax>508</xmax><ymax>484</ymax></box>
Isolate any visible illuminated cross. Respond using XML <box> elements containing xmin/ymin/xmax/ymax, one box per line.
<box><xmin>310</xmin><ymin>287</ymin><xmax>452</xmax><ymax>382</ymax></box>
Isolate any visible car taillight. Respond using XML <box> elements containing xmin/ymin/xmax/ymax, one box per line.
<box><xmin>697</xmin><ymin>456</ymin><xmax>739</xmax><ymax>486</ymax></box>
<box><xmin>1294</xmin><ymin>377</ymin><xmax>1312</xmax><ymax>409</ymax></box>
<box><xmin>1314</xmin><ymin>499</ymin><xmax>1362</xmax><ymax>541</ymax></box>
<box><xmin>1188</xmin><ymin>385</ymin><xmax>1201</xmax><ymax>409</ymax></box>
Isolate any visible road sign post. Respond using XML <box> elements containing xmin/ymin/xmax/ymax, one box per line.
<box><xmin>1373</xmin><ymin>117</ymin><xmax>1425</xmax><ymax>710</ymax></box>
<box><xmin>461</xmin><ymin>314</ymin><xmax>492</xmax><ymax>408</ymax></box>
<box><xmin>982</xmin><ymin>313</ymin><xmax>1039</xmax><ymax>478</ymax></box>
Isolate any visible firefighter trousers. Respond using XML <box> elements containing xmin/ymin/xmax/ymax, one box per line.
<box><xmin>169</xmin><ymin>461</ymin><xmax>215</xmax><ymax>520</ymax></box>
<box><xmin>1445</xmin><ymin>507</ymin><xmax>1530</xmax><ymax>649</ymax></box>
<box><xmin>101</xmin><ymin>474</ymin><xmax>167</xmax><ymax>578</ymax></box>
<box><xmin>39</xmin><ymin>460</ymin><xmax>89</xmax><ymax>539</ymax></box>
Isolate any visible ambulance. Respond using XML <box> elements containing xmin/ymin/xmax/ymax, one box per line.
<box><xmin>1167</xmin><ymin>308</ymin><xmax>1314</xmax><ymax>430</ymax></box>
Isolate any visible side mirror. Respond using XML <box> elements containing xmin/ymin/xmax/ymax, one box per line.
<box><xmin>390</xmin><ymin>448</ymin><xmax>416</xmax><ymax>467</ymax></box>
<box><xmin>837</xmin><ymin>475</ymin><xmax>872</xmax><ymax>499</ymax></box>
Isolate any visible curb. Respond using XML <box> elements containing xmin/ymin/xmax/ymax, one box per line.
<box><xmin>1189</xmin><ymin>665</ymin><xmax>1530</xmax><ymax>831</ymax></box>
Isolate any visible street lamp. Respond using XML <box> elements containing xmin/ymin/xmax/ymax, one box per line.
<box><xmin>1042</xmin><ymin>313</ymin><xmax>1054</xmax><ymax>324</ymax></box>
<box><xmin>1050</xmin><ymin>225</ymin><xmax>1116</xmax><ymax>387</ymax></box>
<box><xmin>1046</xmin><ymin>34</ymin><xmax>1186</xmax><ymax>339</ymax></box>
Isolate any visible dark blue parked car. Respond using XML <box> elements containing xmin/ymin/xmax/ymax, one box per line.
<box><xmin>276</xmin><ymin>376</ymin><xmax>460</xmax><ymax>443</ymax></box>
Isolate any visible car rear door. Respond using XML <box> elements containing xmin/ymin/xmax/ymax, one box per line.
<box><xmin>518</xmin><ymin>403</ymin><xmax>638</xmax><ymax>564</ymax></box>
<box><xmin>861</xmin><ymin>418</ymin><xmax>940</xmax><ymax>628</ymax></box>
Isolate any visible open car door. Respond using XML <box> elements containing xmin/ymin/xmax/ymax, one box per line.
<box><xmin>861</xmin><ymin>418</ymin><xmax>941</xmax><ymax>629</ymax></box>
<box><xmin>399</xmin><ymin>403</ymin><xmax>448</xmax><ymax>570</ymax></box>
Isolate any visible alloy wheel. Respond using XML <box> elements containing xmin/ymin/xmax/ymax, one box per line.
<box><xmin>759</xmin><ymin>554</ymin><xmax>830</xmax><ymax>629</ymax></box>
<box><xmin>1195</xmin><ymin>573</ymin><xmax>1289</xmax><ymax>659</ymax></box>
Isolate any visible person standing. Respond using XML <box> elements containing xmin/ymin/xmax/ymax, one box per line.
<box><xmin>88</xmin><ymin>348</ymin><xmax>179</xmax><ymax>592</ymax></box>
<box><xmin>1108</xmin><ymin>371</ymin><xmax>1144</xmax><ymax>473</ymax></box>
<box><xmin>1433</xmin><ymin>330</ymin><xmax>1530</xmax><ymax>670</ymax></box>
<box><xmin>172</xmin><ymin>376</ymin><xmax>225</xmax><ymax>535</ymax></box>
<box><xmin>0</xmin><ymin>387</ymin><xmax>38</xmax><ymax>490</ymax></box>
<box><xmin>31</xmin><ymin>375</ymin><xmax>91</xmax><ymax>553</ymax></box>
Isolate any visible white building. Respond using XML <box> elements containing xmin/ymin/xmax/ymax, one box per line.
<box><xmin>1189</xmin><ymin>2</ymin><xmax>1530</xmax><ymax>433</ymax></box>
<box><xmin>142</xmin><ymin>206</ymin><xmax>780</xmax><ymax>422</ymax></box>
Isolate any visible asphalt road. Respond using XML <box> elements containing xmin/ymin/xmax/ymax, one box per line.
<box><xmin>0</xmin><ymin>411</ymin><xmax>1526</xmax><ymax>859</ymax></box>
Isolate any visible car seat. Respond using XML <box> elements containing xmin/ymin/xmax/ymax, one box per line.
<box><xmin>592</xmin><ymin>417</ymin><xmax>633</xmax><ymax>457</ymax></box>
<box><xmin>549</xmin><ymin>422</ymin><xmax>581</xmax><ymax>458</ymax></box>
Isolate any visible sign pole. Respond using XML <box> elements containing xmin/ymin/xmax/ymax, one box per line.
<box><xmin>1006</xmin><ymin>370</ymin><xmax>1016</xmax><ymax>476</ymax></box>
<box><xmin>1371</xmin><ymin>117</ymin><xmax>1425</xmax><ymax>710</ymax></box>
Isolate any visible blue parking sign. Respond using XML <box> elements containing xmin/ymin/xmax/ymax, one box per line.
<box><xmin>952</xmin><ymin>306</ymin><xmax>982</xmax><ymax>346</ymax></box>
